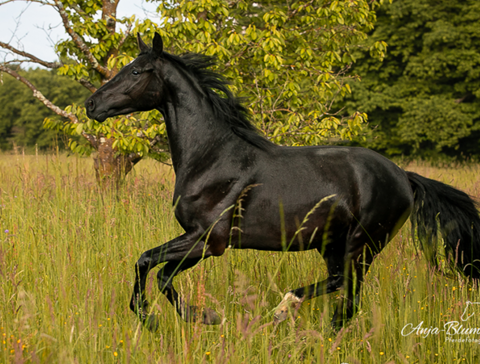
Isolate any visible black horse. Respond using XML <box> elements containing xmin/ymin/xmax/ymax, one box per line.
<box><xmin>85</xmin><ymin>33</ymin><xmax>480</xmax><ymax>329</ymax></box>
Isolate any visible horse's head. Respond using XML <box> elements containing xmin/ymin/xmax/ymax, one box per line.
<box><xmin>85</xmin><ymin>33</ymin><xmax>165</xmax><ymax>122</ymax></box>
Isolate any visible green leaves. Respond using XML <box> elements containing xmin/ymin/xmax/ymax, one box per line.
<box><xmin>156</xmin><ymin>0</ymin><xmax>381</xmax><ymax>146</ymax></box>
<box><xmin>45</xmin><ymin>0</ymin><xmax>383</xmax><ymax>165</ymax></box>
<box><xmin>340</xmin><ymin>0</ymin><xmax>480</xmax><ymax>159</ymax></box>
<box><xmin>50</xmin><ymin>103</ymin><xmax>168</xmax><ymax>160</ymax></box>
<box><xmin>39</xmin><ymin>1</ymin><xmax>170</xmax><ymax>162</ymax></box>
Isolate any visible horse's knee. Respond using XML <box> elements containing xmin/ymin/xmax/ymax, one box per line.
<box><xmin>202</xmin><ymin>236</ymin><xmax>227</xmax><ymax>256</ymax></box>
<box><xmin>136</xmin><ymin>251</ymin><xmax>153</xmax><ymax>272</ymax></box>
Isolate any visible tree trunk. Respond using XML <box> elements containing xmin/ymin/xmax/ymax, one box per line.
<box><xmin>93</xmin><ymin>137</ymin><xmax>141</xmax><ymax>189</ymax></box>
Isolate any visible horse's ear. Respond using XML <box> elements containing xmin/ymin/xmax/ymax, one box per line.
<box><xmin>152</xmin><ymin>33</ymin><xmax>164</xmax><ymax>57</ymax></box>
<box><xmin>137</xmin><ymin>33</ymin><xmax>149</xmax><ymax>53</ymax></box>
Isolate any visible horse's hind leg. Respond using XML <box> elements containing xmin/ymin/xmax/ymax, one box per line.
<box><xmin>330</xmin><ymin>254</ymin><xmax>365</xmax><ymax>329</ymax></box>
<box><xmin>156</xmin><ymin>259</ymin><xmax>220</xmax><ymax>325</ymax></box>
<box><xmin>273</xmin><ymin>253</ymin><xmax>345</xmax><ymax>323</ymax></box>
<box><xmin>330</xmin><ymin>241</ymin><xmax>377</xmax><ymax>329</ymax></box>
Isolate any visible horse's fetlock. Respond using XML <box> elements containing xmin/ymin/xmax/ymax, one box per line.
<box><xmin>273</xmin><ymin>292</ymin><xmax>304</xmax><ymax>324</ymax></box>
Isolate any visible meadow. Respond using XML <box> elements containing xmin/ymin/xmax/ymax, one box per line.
<box><xmin>1</xmin><ymin>152</ymin><xmax>479</xmax><ymax>363</ymax></box>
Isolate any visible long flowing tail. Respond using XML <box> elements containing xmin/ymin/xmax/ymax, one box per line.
<box><xmin>407</xmin><ymin>171</ymin><xmax>480</xmax><ymax>279</ymax></box>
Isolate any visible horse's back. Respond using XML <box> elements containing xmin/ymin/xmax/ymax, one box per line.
<box><xmin>235</xmin><ymin>145</ymin><xmax>413</xmax><ymax>251</ymax></box>
<box><xmin>259</xmin><ymin>145</ymin><xmax>413</xmax><ymax>207</ymax></box>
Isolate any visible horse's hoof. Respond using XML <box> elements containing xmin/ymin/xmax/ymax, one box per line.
<box><xmin>144</xmin><ymin>314</ymin><xmax>160</xmax><ymax>332</ymax></box>
<box><xmin>181</xmin><ymin>306</ymin><xmax>221</xmax><ymax>325</ymax></box>
<box><xmin>202</xmin><ymin>307</ymin><xmax>221</xmax><ymax>325</ymax></box>
<box><xmin>273</xmin><ymin>308</ymin><xmax>288</xmax><ymax>324</ymax></box>
<box><xmin>273</xmin><ymin>292</ymin><xmax>303</xmax><ymax>324</ymax></box>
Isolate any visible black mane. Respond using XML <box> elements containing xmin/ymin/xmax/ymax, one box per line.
<box><xmin>162</xmin><ymin>52</ymin><xmax>274</xmax><ymax>150</ymax></box>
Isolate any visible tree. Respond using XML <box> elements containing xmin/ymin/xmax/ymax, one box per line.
<box><xmin>155</xmin><ymin>0</ymin><xmax>387</xmax><ymax>146</ymax></box>
<box><xmin>0</xmin><ymin>68</ymin><xmax>89</xmax><ymax>150</ymax></box>
<box><xmin>0</xmin><ymin>0</ymin><xmax>169</xmax><ymax>188</ymax></box>
<box><xmin>1</xmin><ymin>0</ymin><xmax>387</xmax><ymax>187</ymax></box>
<box><xmin>341</xmin><ymin>0</ymin><xmax>480</xmax><ymax>159</ymax></box>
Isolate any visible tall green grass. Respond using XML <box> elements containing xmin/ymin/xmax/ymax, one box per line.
<box><xmin>0</xmin><ymin>153</ymin><xmax>479</xmax><ymax>363</ymax></box>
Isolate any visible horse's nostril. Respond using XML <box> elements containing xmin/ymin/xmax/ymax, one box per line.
<box><xmin>87</xmin><ymin>99</ymin><xmax>95</xmax><ymax>111</ymax></box>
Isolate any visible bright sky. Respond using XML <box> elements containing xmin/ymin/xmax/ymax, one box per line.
<box><xmin>0</xmin><ymin>0</ymin><xmax>159</xmax><ymax>68</ymax></box>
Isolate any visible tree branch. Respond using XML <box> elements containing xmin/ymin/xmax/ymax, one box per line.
<box><xmin>126</xmin><ymin>152</ymin><xmax>142</xmax><ymax>166</ymax></box>
<box><xmin>53</xmin><ymin>0</ymin><xmax>111</xmax><ymax>79</ymax></box>
<box><xmin>0</xmin><ymin>64</ymin><xmax>99</xmax><ymax>147</ymax></box>
<box><xmin>0</xmin><ymin>0</ymin><xmax>53</xmax><ymax>5</ymax></box>
<box><xmin>0</xmin><ymin>40</ymin><xmax>61</xmax><ymax>68</ymax></box>
<box><xmin>78</xmin><ymin>78</ymin><xmax>97</xmax><ymax>93</ymax></box>
<box><xmin>0</xmin><ymin>64</ymin><xmax>78</xmax><ymax>122</ymax></box>
<box><xmin>101</xmin><ymin>0</ymin><xmax>120</xmax><ymax>75</ymax></box>
<box><xmin>117</xmin><ymin>23</ymin><xmax>132</xmax><ymax>50</ymax></box>
<box><xmin>66</xmin><ymin>2</ymin><xmax>89</xmax><ymax>20</ymax></box>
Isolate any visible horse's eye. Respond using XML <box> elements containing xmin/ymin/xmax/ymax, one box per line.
<box><xmin>132</xmin><ymin>70</ymin><xmax>140</xmax><ymax>76</ymax></box>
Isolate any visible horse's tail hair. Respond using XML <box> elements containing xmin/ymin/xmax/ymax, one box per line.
<box><xmin>407</xmin><ymin>171</ymin><xmax>480</xmax><ymax>279</ymax></box>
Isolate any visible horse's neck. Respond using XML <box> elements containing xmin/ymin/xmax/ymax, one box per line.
<box><xmin>161</xmin><ymin>64</ymin><xmax>234</xmax><ymax>172</ymax></box>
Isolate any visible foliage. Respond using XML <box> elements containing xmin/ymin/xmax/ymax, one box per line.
<box><xmin>3</xmin><ymin>0</ymin><xmax>388</xmax><ymax>162</ymax></box>
<box><xmin>149</xmin><ymin>0</ymin><xmax>388</xmax><ymax>146</ymax></box>
<box><xmin>38</xmin><ymin>0</ymin><xmax>170</xmax><ymax>161</ymax></box>
<box><xmin>0</xmin><ymin>68</ymin><xmax>89</xmax><ymax>150</ymax></box>
<box><xmin>1</xmin><ymin>154</ymin><xmax>479</xmax><ymax>363</ymax></box>
<box><xmin>340</xmin><ymin>0</ymin><xmax>480</xmax><ymax>158</ymax></box>
<box><xmin>44</xmin><ymin>104</ymin><xmax>167</xmax><ymax>159</ymax></box>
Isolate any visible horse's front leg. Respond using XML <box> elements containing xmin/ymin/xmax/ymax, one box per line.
<box><xmin>129</xmin><ymin>232</ymin><xmax>211</xmax><ymax>327</ymax></box>
<box><xmin>156</xmin><ymin>259</ymin><xmax>220</xmax><ymax>325</ymax></box>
